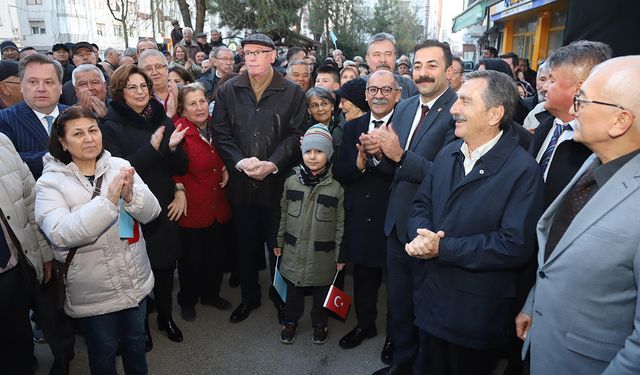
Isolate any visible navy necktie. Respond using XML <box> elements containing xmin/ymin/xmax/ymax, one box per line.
<box><xmin>539</xmin><ymin>123</ymin><xmax>572</xmax><ymax>173</ymax></box>
<box><xmin>372</xmin><ymin>120</ymin><xmax>384</xmax><ymax>128</ymax></box>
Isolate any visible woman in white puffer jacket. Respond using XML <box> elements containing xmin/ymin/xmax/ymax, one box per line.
<box><xmin>35</xmin><ymin>106</ymin><xmax>161</xmax><ymax>375</ymax></box>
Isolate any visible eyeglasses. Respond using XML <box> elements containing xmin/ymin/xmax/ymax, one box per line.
<box><xmin>308</xmin><ymin>101</ymin><xmax>332</xmax><ymax>111</ymax></box>
<box><xmin>142</xmin><ymin>64</ymin><xmax>167</xmax><ymax>73</ymax></box>
<box><xmin>366</xmin><ymin>86</ymin><xmax>398</xmax><ymax>97</ymax></box>
<box><xmin>573</xmin><ymin>94</ymin><xmax>630</xmax><ymax>113</ymax></box>
<box><xmin>216</xmin><ymin>57</ymin><xmax>234</xmax><ymax>63</ymax></box>
<box><xmin>125</xmin><ymin>83</ymin><xmax>149</xmax><ymax>93</ymax></box>
<box><xmin>244</xmin><ymin>50</ymin><xmax>273</xmax><ymax>58</ymax></box>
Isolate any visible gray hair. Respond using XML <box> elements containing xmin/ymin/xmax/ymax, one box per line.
<box><xmin>367</xmin><ymin>32</ymin><xmax>396</xmax><ymax>50</ymax></box>
<box><xmin>72</xmin><ymin>64</ymin><xmax>106</xmax><ymax>86</ymax></box>
<box><xmin>463</xmin><ymin>70</ymin><xmax>519</xmax><ymax>129</ymax></box>
<box><xmin>19</xmin><ymin>54</ymin><xmax>63</xmax><ymax>83</ymax></box>
<box><xmin>213</xmin><ymin>46</ymin><xmax>232</xmax><ymax>59</ymax></box>
<box><xmin>537</xmin><ymin>61</ymin><xmax>549</xmax><ymax>75</ymax></box>
<box><xmin>104</xmin><ymin>47</ymin><xmax>120</xmax><ymax>58</ymax></box>
<box><xmin>286</xmin><ymin>59</ymin><xmax>310</xmax><ymax>75</ymax></box>
<box><xmin>305</xmin><ymin>86</ymin><xmax>335</xmax><ymax>104</ymax></box>
<box><xmin>547</xmin><ymin>40</ymin><xmax>612</xmax><ymax>80</ymax></box>
<box><xmin>183</xmin><ymin>27</ymin><xmax>194</xmax><ymax>35</ymax></box>
<box><xmin>138</xmin><ymin>49</ymin><xmax>168</xmax><ymax>67</ymax></box>
<box><xmin>123</xmin><ymin>47</ymin><xmax>137</xmax><ymax>57</ymax></box>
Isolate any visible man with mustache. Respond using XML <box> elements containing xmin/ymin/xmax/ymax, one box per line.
<box><xmin>371</xmin><ymin>39</ymin><xmax>458</xmax><ymax>375</ymax></box>
<box><xmin>333</xmin><ymin>69</ymin><xmax>400</xmax><ymax>361</ymax></box>
<box><xmin>406</xmin><ymin>70</ymin><xmax>544</xmax><ymax>375</ymax></box>
<box><xmin>364</xmin><ymin>33</ymin><xmax>418</xmax><ymax>100</ymax></box>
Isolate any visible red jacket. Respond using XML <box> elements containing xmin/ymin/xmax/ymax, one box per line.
<box><xmin>173</xmin><ymin>117</ymin><xmax>231</xmax><ymax>228</ymax></box>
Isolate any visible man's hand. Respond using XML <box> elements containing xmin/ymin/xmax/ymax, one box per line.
<box><xmin>237</xmin><ymin>157</ymin><xmax>260</xmax><ymax>172</ymax></box>
<box><xmin>355</xmin><ymin>143</ymin><xmax>367</xmax><ymax>171</ymax></box>
<box><xmin>337</xmin><ymin>263</ymin><xmax>346</xmax><ymax>271</ymax></box>
<box><xmin>375</xmin><ymin>123</ymin><xmax>403</xmax><ymax>162</ymax></box>
<box><xmin>89</xmin><ymin>96</ymin><xmax>108</xmax><ymax>118</ymax></box>
<box><xmin>274</xmin><ymin>247</ymin><xmax>282</xmax><ymax>257</ymax></box>
<box><xmin>359</xmin><ymin>132</ymin><xmax>382</xmax><ymax>159</ymax></box>
<box><xmin>245</xmin><ymin>161</ymin><xmax>277</xmax><ymax>181</ymax></box>
<box><xmin>43</xmin><ymin>261</ymin><xmax>53</xmax><ymax>284</ymax></box>
<box><xmin>515</xmin><ymin>312</ymin><xmax>532</xmax><ymax>340</ymax></box>
<box><xmin>405</xmin><ymin>229</ymin><xmax>445</xmax><ymax>259</ymax></box>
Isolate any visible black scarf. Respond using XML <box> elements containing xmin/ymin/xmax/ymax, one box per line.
<box><xmin>298</xmin><ymin>163</ymin><xmax>330</xmax><ymax>187</ymax></box>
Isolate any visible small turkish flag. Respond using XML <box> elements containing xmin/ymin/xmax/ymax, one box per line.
<box><xmin>323</xmin><ymin>284</ymin><xmax>351</xmax><ymax>319</ymax></box>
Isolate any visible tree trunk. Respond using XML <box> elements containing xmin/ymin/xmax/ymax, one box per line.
<box><xmin>176</xmin><ymin>0</ymin><xmax>192</xmax><ymax>28</ymax></box>
<box><xmin>122</xmin><ymin>19</ymin><xmax>129</xmax><ymax>48</ymax></box>
<box><xmin>195</xmin><ymin>0</ymin><xmax>206</xmax><ymax>33</ymax></box>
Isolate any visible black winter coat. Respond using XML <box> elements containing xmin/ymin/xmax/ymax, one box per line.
<box><xmin>101</xmin><ymin>99</ymin><xmax>188</xmax><ymax>269</ymax></box>
<box><xmin>211</xmin><ymin>69</ymin><xmax>307</xmax><ymax>208</ymax></box>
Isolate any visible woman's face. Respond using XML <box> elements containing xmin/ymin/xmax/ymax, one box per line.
<box><xmin>339</xmin><ymin>98</ymin><xmax>364</xmax><ymax>122</ymax></box>
<box><xmin>175</xmin><ymin>47</ymin><xmax>186</xmax><ymax>61</ymax></box>
<box><xmin>340</xmin><ymin>70</ymin><xmax>357</xmax><ymax>86</ymax></box>
<box><xmin>168</xmin><ymin>71</ymin><xmax>186</xmax><ymax>86</ymax></box>
<box><xmin>182</xmin><ymin>90</ymin><xmax>209</xmax><ymax>127</ymax></box>
<box><xmin>60</xmin><ymin>118</ymin><xmax>102</xmax><ymax>164</ymax></box>
<box><xmin>307</xmin><ymin>95</ymin><xmax>333</xmax><ymax>125</ymax></box>
<box><xmin>123</xmin><ymin>73</ymin><xmax>150</xmax><ymax>112</ymax></box>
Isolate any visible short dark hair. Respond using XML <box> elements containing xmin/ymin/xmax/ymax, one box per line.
<box><xmin>413</xmin><ymin>39</ymin><xmax>453</xmax><ymax>68</ymax></box>
<box><xmin>168</xmin><ymin>65</ymin><xmax>195</xmax><ymax>84</ymax></box>
<box><xmin>499</xmin><ymin>52</ymin><xmax>519</xmax><ymax>70</ymax></box>
<box><xmin>451</xmin><ymin>56</ymin><xmax>463</xmax><ymax>67</ymax></box>
<box><xmin>484</xmin><ymin>47</ymin><xmax>498</xmax><ymax>57</ymax></box>
<box><xmin>49</xmin><ymin>106</ymin><xmax>102</xmax><ymax>164</ymax></box>
<box><xmin>19</xmin><ymin>54</ymin><xmax>63</xmax><ymax>83</ymax></box>
<box><xmin>109</xmin><ymin>64</ymin><xmax>153</xmax><ymax>104</ymax></box>
<box><xmin>316</xmin><ymin>65</ymin><xmax>340</xmax><ymax>83</ymax></box>
<box><xmin>464</xmin><ymin>70</ymin><xmax>519</xmax><ymax>130</ymax></box>
<box><xmin>286</xmin><ymin>46</ymin><xmax>306</xmax><ymax>63</ymax></box>
<box><xmin>546</xmin><ymin>40</ymin><xmax>612</xmax><ymax>80</ymax></box>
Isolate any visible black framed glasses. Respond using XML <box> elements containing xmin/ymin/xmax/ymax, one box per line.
<box><xmin>244</xmin><ymin>50</ymin><xmax>273</xmax><ymax>58</ymax></box>
<box><xmin>573</xmin><ymin>94</ymin><xmax>628</xmax><ymax>113</ymax></box>
<box><xmin>366</xmin><ymin>86</ymin><xmax>398</xmax><ymax>97</ymax></box>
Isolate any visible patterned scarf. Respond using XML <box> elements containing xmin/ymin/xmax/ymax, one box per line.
<box><xmin>298</xmin><ymin>162</ymin><xmax>330</xmax><ymax>187</ymax></box>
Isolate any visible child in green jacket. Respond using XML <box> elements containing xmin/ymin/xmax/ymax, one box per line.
<box><xmin>274</xmin><ymin>124</ymin><xmax>345</xmax><ymax>345</ymax></box>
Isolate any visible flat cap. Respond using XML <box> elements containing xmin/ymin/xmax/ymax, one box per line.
<box><xmin>196</xmin><ymin>32</ymin><xmax>207</xmax><ymax>38</ymax></box>
<box><xmin>0</xmin><ymin>60</ymin><xmax>19</xmax><ymax>81</ymax></box>
<box><xmin>241</xmin><ymin>33</ymin><xmax>275</xmax><ymax>50</ymax></box>
<box><xmin>52</xmin><ymin>43</ymin><xmax>70</xmax><ymax>53</ymax></box>
<box><xmin>73</xmin><ymin>41</ymin><xmax>93</xmax><ymax>55</ymax></box>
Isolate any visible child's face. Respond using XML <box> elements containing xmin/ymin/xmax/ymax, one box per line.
<box><xmin>303</xmin><ymin>149</ymin><xmax>328</xmax><ymax>175</ymax></box>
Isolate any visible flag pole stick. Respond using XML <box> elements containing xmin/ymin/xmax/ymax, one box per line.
<box><xmin>332</xmin><ymin>269</ymin><xmax>340</xmax><ymax>285</ymax></box>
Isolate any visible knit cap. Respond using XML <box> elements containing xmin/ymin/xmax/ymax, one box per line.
<box><xmin>301</xmin><ymin>124</ymin><xmax>334</xmax><ymax>159</ymax></box>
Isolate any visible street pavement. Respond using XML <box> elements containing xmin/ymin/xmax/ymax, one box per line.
<box><xmin>35</xmin><ymin>266</ymin><xmax>389</xmax><ymax>374</ymax></box>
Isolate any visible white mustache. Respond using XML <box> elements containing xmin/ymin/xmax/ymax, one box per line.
<box><xmin>371</xmin><ymin>98</ymin><xmax>388</xmax><ymax>105</ymax></box>
<box><xmin>452</xmin><ymin>114</ymin><xmax>466</xmax><ymax>122</ymax></box>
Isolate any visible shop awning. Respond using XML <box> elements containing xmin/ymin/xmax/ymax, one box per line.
<box><xmin>452</xmin><ymin>0</ymin><xmax>487</xmax><ymax>33</ymax></box>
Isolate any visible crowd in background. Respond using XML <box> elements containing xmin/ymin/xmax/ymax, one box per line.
<box><xmin>1</xmin><ymin>19</ymin><xmax>639</xmax><ymax>375</ymax></box>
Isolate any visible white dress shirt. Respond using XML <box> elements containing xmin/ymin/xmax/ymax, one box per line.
<box><xmin>460</xmin><ymin>130</ymin><xmax>503</xmax><ymax>175</ymax></box>
<box><xmin>535</xmin><ymin>118</ymin><xmax>576</xmax><ymax>180</ymax></box>
<box><xmin>405</xmin><ymin>90</ymin><xmax>447</xmax><ymax>150</ymax></box>
<box><xmin>32</xmin><ymin>106</ymin><xmax>60</xmax><ymax>135</ymax></box>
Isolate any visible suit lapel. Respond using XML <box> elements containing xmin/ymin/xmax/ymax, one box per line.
<box><xmin>409</xmin><ymin>88</ymin><xmax>456</xmax><ymax>151</ymax></box>
<box><xmin>530</xmin><ymin>115</ymin><xmax>554</xmax><ymax>156</ymax></box>
<box><xmin>18</xmin><ymin>103</ymin><xmax>49</xmax><ymax>144</ymax></box>
<box><xmin>395</xmin><ymin>97</ymin><xmax>419</xmax><ymax>148</ymax></box>
<box><xmin>543</xmin><ymin>154</ymin><xmax>640</xmax><ymax>265</ymax></box>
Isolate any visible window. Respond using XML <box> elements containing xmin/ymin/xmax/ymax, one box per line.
<box><xmin>27</xmin><ymin>0</ymin><xmax>43</xmax><ymax>4</ymax></box>
<box><xmin>114</xmin><ymin>25</ymin><xmax>122</xmax><ymax>37</ymax></box>
<box><xmin>96</xmin><ymin>23</ymin><xmax>105</xmax><ymax>36</ymax></box>
<box><xmin>512</xmin><ymin>17</ymin><xmax>537</xmax><ymax>60</ymax></box>
<box><xmin>29</xmin><ymin>20</ymin><xmax>46</xmax><ymax>35</ymax></box>
<box><xmin>546</xmin><ymin>10</ymin><xmax>567</xmax><ymax>57</ymax></box>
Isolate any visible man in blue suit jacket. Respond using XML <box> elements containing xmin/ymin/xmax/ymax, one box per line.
<box><xmin>371</xmin><ymin>40</ymin><xmax>457</xmax><ymax>375</ymax></box>
<box><xmin>406</xmin><ymin>70</ymin><xmax>544</xmax><ymax>375</ymax></box>
<box><xmin>517</xmin><ymin>56</ymin><xmax>640</xmax><ymax>375</ymax></box>
<box><xmin>0</xmin><ymin>54</ymin><xmax>67</xmax><ymax>179</ymax></box>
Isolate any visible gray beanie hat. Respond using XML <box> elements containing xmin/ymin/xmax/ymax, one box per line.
<box><xmin>301</xmin><ymin>124</ymin><xmax>334</xmax><ymax>159</ymax></box>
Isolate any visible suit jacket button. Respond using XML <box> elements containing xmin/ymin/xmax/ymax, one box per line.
<box><xmin>538</xmin><ymin>271</ymin><xmax>546</xmax><ymax>278</ymax></box>
<box><xmin>366</xmin><ymin>218</ymin><xmax>372</xmax><ymax>222</ymax></box>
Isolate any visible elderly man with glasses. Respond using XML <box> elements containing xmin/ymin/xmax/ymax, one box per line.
<box><xmin>211</xmin><ymin>34</ymin><xmax>307</xmax><ymax>324</ymax></box>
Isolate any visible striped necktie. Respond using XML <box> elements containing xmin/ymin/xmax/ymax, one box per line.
<box><xmin>539</xmin><ymin>122</ymin><xmax>572</xmax><ymax>173</ymax></box>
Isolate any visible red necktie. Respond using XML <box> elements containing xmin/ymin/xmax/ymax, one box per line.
<box><xmin>409</xmin><ymin>105</ymin><xmax>429</xmax><ymax>148</ymax></box>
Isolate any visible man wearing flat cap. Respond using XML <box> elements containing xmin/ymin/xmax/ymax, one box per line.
<box><xmin>1</xmin><ymin>41</ymin><xmax>19</xmax><ymax>61</ymax></box>
<box><xmin>52</xmin><ymin>43</ymin><xmax>75</xmax><ymax>84</ymax></box>
<box><xmin>211</xmin><ymin>33</ymin><xmax>307</xmax><ymax>324</ymax></box>
<box><xmin>196</xmin><ymin>32</ymin><xmax>211</xmax><ymax>56</ymax></box>
<box><xmin>0</xmin><ymin>61</ymin><xmax>21</xmax><ymax>110</ymax></box>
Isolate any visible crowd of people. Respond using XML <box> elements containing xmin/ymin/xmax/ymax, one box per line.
<box><xmin>0</xmin><ymin>23</ymin><xmax>638</xmax><ymax>375</ymax></box>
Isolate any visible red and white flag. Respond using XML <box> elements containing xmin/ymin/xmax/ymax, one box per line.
<box><xmin>323</xmin><ymin>284</ymin><xmax>351</xmax><ymax>319</ymax></box>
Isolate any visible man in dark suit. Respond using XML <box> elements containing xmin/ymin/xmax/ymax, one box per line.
<box><xmin>198</xmin><ymin>46</ymin><xmax>234</xmax><ymax>101</ymax></box>
<box><xmin>0</xmin><ymin>53</ymin><xmax>74</xmax><ymax>374</ymax></box>
<box><xmin>0</xmin><ymin>54</ymin><xmax>68</xmax><ymax>179</ymax></box>
<box><xmin>332</xmin><ymin>70</ymin><xmax>400</xmax><ymax>361</ymax></box>
<box><xmin>371</xmin><ymin>39</ymin><xmax>458</xmax><ymax>375</ymax></box>
<box><xmin>406</xmin><ymin>70</ymin><xmax>544</xmax><ymax>375</ymax></box>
